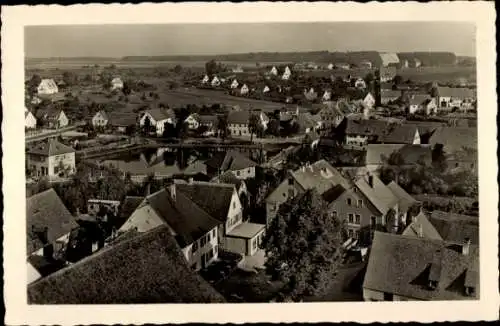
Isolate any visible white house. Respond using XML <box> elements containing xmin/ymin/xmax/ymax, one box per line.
<box><xmin>211</xmin><ymin>76</ymin><xmax>221</xmax><ymax>87</ymax></box>
<box><xmin>322</xmin><ymin>90</ymin><xmax>332</xmax><ymax>101</ymax></box>
<box><xmin>37</xmin><ymin>79</ymin><xmax>59</xmax><ymax>95</ymax></box>
<box><xmin>240</xmin><ymin>84</ymin><xmax>249</xmax><ymax>95</ymax></box>
<box><xmin>25</xmin><ymin>108</ymin><xmax>37</xmax><ymax>129</ymax></box>
<box><xmin>27</xmin><ymin>139</ymin><xmax>76</xmax><ymax>179</ymax></box>
<box><xmin>230</xmin><ymin>79</ymin><xmax>239</xmax><ymax>89</ymax></box>
<box><xmin>227</xmin><ymin>110</ymin><xmax>269</xmax><ymax>137</ymax></box>
<box><xmin>327</xmin><ymin>63</ymin><xmax>334</xmax><ymax>70</ymax></box>
<box><xmin>91</xmin><ymin>110</ymin><xmax>109</xmax><ymax>128</ymax></box>
<box><xmin>282</xmin><ymin>66</ymin><xmax>292</xmax><ymax>80</ymax></box>
<box><xmin>270</xmin><ymin>66</ymin><xmax>278</xmax><ymax>76</ymax></box>
<box><xmin>184</xmin><ymin>113</ymin><xmax>201</xmax><ymax>130</ymax></box>
<box><xmin>436</xmin><ymin>87</ymin><xmax>475</xmax><ymax>111</ymax></box>
<box><xmin>263</xmin><ymin>85</ymin><xmax>270</xmax><ymax>93</ymax></box>
<box><xmin>363</xmin><ymin>92</ymin><xmax>376</xmax><ymax>109</ymax></box>
<box><xmin>111</xmin><ymin>77</ymin><xmax>124</xmax><ymax>91</ymax></box>
<box><xmin>35</xmin><ymin>109</ymin><xmax>69</xmax><ymax>129</ymax></box>
<box><xmin>201</xmin><ymin>75</ymin><xmax>209</xmax><ymax>84</ymax></box>
<box><xmin>139</xmin><ymin>108</ymin><xmax>176</xmax><ymax>136</ymax></box>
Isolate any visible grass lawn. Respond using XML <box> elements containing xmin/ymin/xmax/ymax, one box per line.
<box><xmin>214</xmin><ymin>268</ymin><xmax>284</xmax><ymax>303</ymax></box>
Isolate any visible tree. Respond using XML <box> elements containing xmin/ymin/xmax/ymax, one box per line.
<box><xmin>122</xmin><ymin>81</ymin><xmax>132</xmax><ymax>95</ymax></box>
<box><xmin>205</xmin><ymin>59</ymin><xmax>218</xmax><ymax>75</ymax></box>
<box><xmin>267</xmin><ymin>119</ymin><xmax>281</xmax><ymax>137</ymax></box>
<box><xmin>393</xmin><ymin>75</ymin><xmax>403</xmax><ymax>85</ymax></box>
<box><xmin>173</xmin><ymin>64</ymin><xmax>183</xmax><ymax>74</ymax></box>
<box><xmin>262</xmin><ymin>190</ymin><xmax>344</xmax><ymax>301</ymax></box>
<box><xmin>248</xmin><ymin>113</ymin><xmax>261</xmax><ymax>143</ymax></box>
<box><xmin>430</xmin><ymin>86</ymin><xmax>440</xmax><ymax>98</ymax></box>
<box><xmin>431</xmin><ymin>143</ymin><xmax>447</xmax><ymax>172</ymax></box>
<box><xmin>217</xmin><ymin>114</ymin><xmax>229</xmax><ymax>139</ymax></box>
<box><xmin>62</xmin><ymin>71</ymin><xmax>77</xmax><ymax>86</ymax></box>
<box><xmin>142</xmin><ymin>115</ymin><xmax>152</xmax><ymax>135</ymax></box>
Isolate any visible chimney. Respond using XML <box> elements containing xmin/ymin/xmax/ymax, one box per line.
<box><xmin>169</xmin><ymin>183</ymin><xmax>176</xmax><ymax>202</ymax></box>
<box><xmin>145</xmin><ymin>182</ymin><xmax>151</xmax><ymax>196</ymax></box>
<box><xmin>462</xmin><ymin>238</ymin><xmax>471</xmax><ymax>255</ymax></box>
<box><xmin>418</xmin><ymin>223</ymin><xmax>423</xmax><ymax>237</ymax></box>
<box><xmin>368</xmin><ymin>174</ymin><xmax>374</xmax><ymax>188</ymax></box>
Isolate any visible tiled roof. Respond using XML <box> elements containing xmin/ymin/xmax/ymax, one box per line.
<box><xmin>381</xmin><ymin>90</ymin><xmax>402</xmax><ymax>99</ymax></box>
<box><xmin>429</xmin><ymin>127</ymin><xmax>477</xmax><ymax>153</ymax></box>
<box><xmin>27</xmin><ymin>139</ymin><xmax>75</xmax><ymax>157</ymax></box>
<box><xmin>402</xmin><ymin>211</ymin><xmax>443</xmax><ymax>240</ymax></box>
<box><xmin>297</xmin><ymin>112</ymin><xmax>317</xmax><ymax>130</ymax></box>
<box><xmin>28</xmin><ymin>226</ymin><xmax>225</xmax><ymax>303</ymax></box>
<box><xmin>429</xmin><ymin>211</ymin><xmax>479</xmax><ymax>245</ymax></box>
<box><xmin>354</xmin><ymin>174</ymin><xmax>398</xmax><ymax>215</ymax></box>
<box><xmin>35</xmin><ymin>108</ymin><xmax>63</xmax><ymax>120</ymax></box>
<box><xmin>291</xmin><ymin>160</ymin><xmax>352</xmax><ymax>195</ymax></box>
<box><xmin>119</xmin><ymin>196</ymin><xmax>144</xmax><ymax>221</ymax></box>
<box><xmin>227</xmin><ymin>110</ymin><xmax>250</xmax><ymax>124</ymax></box>
<box><xmin>214</xmin><ymin>170</ymin><xmax>243</xmax><ymax>189</ymax></box>
<box><xmin>381</xmin><ymin>124</ymin><xmax>419</xmax><ymax>144</ymax></box>
<box><xmin>26</xmin><ymin>189</ymin><xmax>78</xmax><ymax>255</ymax></box>
<box><xmin>409</xmin><ymin>94</ymin><xmax>432</xmax><ymax>106</ymax></box>
<box><xmin>146</xmin><ymin>108</ymin><xmax>176</xmax><ymax>121</ymax></box>
<box><xmin>227</xmin><ymin>222</ymin><xmax>265</xmax><ymax>239</ymax></box>
<box><xmin>345</xmin><ymin>118</ymin><xmax>389</xmax><ymax>137</ymax></box>
<box><xmin>366</xmin><ymin>144</ymin><xmax>432</xmax><ymax>166</ymax></box>
<box><xmin>387</xmin><ymin>181</ymin><xmax>418</xmax><ymax>213</ymax></box>
<box><xmin>108</xmin><ymin>112</ymin><xmax>138</xmax><ymax>126</ymax></box>
<box><xmin>175</xmin><ymin>181</ymin><xmax>236</xmax><ymax>222</ymax></box>
<box><xmin>437</xmin><ymin>86</ymin><xmax>475</xmax><ymax>98</ymax></box>
<box><xmin>364</xmin><ymin>232</ymin><xmax>479</xmax><ymax>300</ymax></box>
<box><xmin>198</xmin><ymin>114</ymin><xmax>218</xmax><ymax>125</ymax></box>
<box><xmin>144</xmin><ymin>188</ymin><xmax>221</xmax><ymax>247</ymax></box>
<box><xmin>94</xmin><ymin>110</ymin><xmax>109</xmax><ymax>121</ymax></box>
<box><xmin>206</xmin><ymin>150</ymin><xmax>257</xmax><ymax>172</ymax></box>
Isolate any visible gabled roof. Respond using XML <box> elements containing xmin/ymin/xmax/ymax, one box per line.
<box><xmin>354</xmin><ymin>174</ymin><xmax>398</xmax><ymax>215</ymax></box>
<box><xmin>28</xmin><ymin>226</ymin><xmax>225</xmax><ymax>303</ymax></box>
<box><xmin>409</xmin><ymin>94</ymin><xmax>432</xmax><ymax>106</ymax></box>
<box><xmin>437</xmin><ymin>86</ymin><xmax>475</xmax><ymax>98</ymax></box>
<box><xmin>175</xmin><ymin>181</ymin><xmax>236</xmax><ymax>222</ymax></box>
<box><xmin>214</xmin><ymin>170</ymin><xmax>244</xmax><ymax>189</ymax></box>
<box><xmin>198</xmin><ymin>114</ymin><xmax>218</xmax><ymax>125</ymax></box>
<box><xmin>108</xmin><ymin>112</ymin><xmax>137</xmax><ymax>127</ymax></box>
<box><xmin>143</xmin><ymin>188</ymin><xmax>221</xmax><ymax>247</ymax></box>
<box><xmin>381</xmin><ymin>124</ymin><xmax>419</xmax><ymax>144</ymax></box>
<box><xmin>364</xmin><ymin>232</ymin><xmax>479</xmax><ymax>300</ymax></box>
<box><xmin>38</xmin><ymin>79</ymin><xmax>58</xmax><ymax>90</ymax></box>
<box><xmin>429</xmin><ymin>211</ymin><xmax>479</xmax><ymax>245</ymax></box>
<box><xmin>94</xmin><ymin>110</ymin><xmax>109</xmax><ymax>121</ymax></box>
<box><xmin>227</xmin><ymin>110</ymin><xmax>250</xmax><ymax>124</ymax></box>
<box><xmin>145</xmin><ymin>108</ymin><xmax>176</xmax><ymax>121</ymax></box>
<box><xmin>366</xmin><ymin>144</ymin><xmax>432</xmax><ymax>166</ymax></box>
<box><xmin>35</xmin><ymin>108</ymin><xmax>63</xmax><ymax>120</ymax></box>
<box><xmin>291</xmin><ymin>160</ymin><xmax>352</xmax><ymax>195</ymax></box>
<box><xmin>379</xmin><ymin>53</ymin><xmax>400</xmax><ymax>66</ymax></box>
<box><xmin>381</xmin><ymin>90</ymin><xmax>402</xmax><ymax>98</ymax></box>
<box><xmin>27</xmin><ymin>139</ymin><xmax>75</xmax><ymax>156</ymax></box>
<box><xmin>119</xmin><ymin>196</ymin><xmax>144</xmax><ymax>221</ymax></box>
<box><xmin>345</xmin><ymin>118</ymin><xmax>389</xmax><ymax>137</ymax></box>
<box><xmin>296</xmin><ymin>112</ymin><xmax>317</xmax><ymax>130</ymax></box>
<box><xmin>206</xmin><ymin>150</ymin><xmax>257</xmax><ymax>172</ymax></box>
<box><xmin>26</xmin><ymin>189</ymin><xmax>78</xmax><ymax>255</ymax></box>
<box><xmin>429</xmin><ymin>127</ymin><xmax>477</xmax><ymax>153</ymax></box>
<box><xmin>402</xmin><ymin>211</ymin><xmax>443</xmax><ymax>240</ymax></box>
<box><xmin>387</xmin><ymin>181</ymin><xmax>418</xmax><ymax>213</ymax></box>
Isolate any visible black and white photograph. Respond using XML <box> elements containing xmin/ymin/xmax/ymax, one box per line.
<box><xmin>2</xmin><ymin>2</ymin><xmax>498</xmax><ymax>324</ymax></box>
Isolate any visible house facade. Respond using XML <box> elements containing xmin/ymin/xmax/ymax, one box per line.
<box><xmin>111</xmin><ymin>77</ymin><xmax>124</xmax><ymax>90</ymax></box>
<box><xmin>36</xmin><ymin>109</ymin><xmax>69</xmax><ymax>129</ymax></box>
<box><xmin>139</xmin><ymin>109</ymin><xmax>176</xmax><ymax>136</ymax></box>
<box><xmin>282</xmin><ymin>66</ymin><xmax>292</xmax><ymax>80</ymax></box>
<box><xmin>240</xmin><ymin>84</ymin><xmax>249</xmax><ymax>95</ymax></box>
<box><xmin>211</xmin><ymin>76</ymin><xmax>221</xmax><ymax>87</ymax></box>
<box><xmin>355</xmin><ymin>78</ymin><xmax>367</xmax><ymax>89</ymax></box>
<box><xmin>25</xmin><ymin>109</ymin><xmax>37</xmax><ymax>129</ymax></box>
<box><xmin>270</xmin><ymin>66</ymin><xmax>278</xmax><ymax>76</ymax></box>
<box><xmin>92</xmin><ymin>110</ymin><xmax>109</xmax><ymax>128</ymax></box>
<box><xmin>436</xmin><ymin>87</ymin><xmax>475</xmax><ymax>111</ymax></box>
<box><xmin>27</xmin><ymin>139</ymin><xmax>76</xmax><ymax>179</ymax></box>
<box><xmin>363</xmin><ymin>92</ymin><xmax>376</xmax><ymax>108</ymax></box>
<box><xmin>231</xmin><ymin>79</ymin><xmax>239</xmax><ymax>89</ymax></box>
<box><xmin>37</xmin><ymin>79</ymin><xmax>59</xmax><ymax>95</ymax></box>
<box><xmin>227</xmin><ymin>110</ymin><xmax>268</xmax><ymax>137</ymax></box>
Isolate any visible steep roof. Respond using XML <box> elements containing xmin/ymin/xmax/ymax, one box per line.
<box><xmin>364</xmin><ymin>232</ymin><xmax>479</xmax><ymax>300</ymax></box>
<box><xmin>146</xmin><ymin>108</ymin><xmax>176</xmax><ymax>121</ymax></box>
<box><xmin>35</xmin><ymin>108</ymin><xmax>63</xmax><ymax>120</ymax></box>
<box><xmin>214</xmin><ymin>170</ymin><xmax>244</xmax><ymax>189</ymax></box>
<box><xmin>409</xmin><ymin>94</ymin><xmax>432</xmax><ymax>106</ymax></box>
<box><xmin>429</xmin><ymin>127</ymin><xmax>477</xmax><ymax>153</ymax></box>
<box><xmin>27</xmin><ymin>139</ymin><xmax>75</xmax><ymax>156</ymax></box>
<box><xmin>379</xmin><ymin>53</ymin><xmax>400</xmax><ymax>66</ymax></box>
<box><xmin>227</xmin><ymin>110</ymin><xmax>250</xmax><ymax>124</ymax></box>
<box><xmin>107</xmin><ymin>112</ymin><xmax>137</xmax><ymax>127</ymax></box>
<box><xmin>345</xmin><ymin>118</ymin><xmax>389</xmax><ymax>137</ymax></box>
<box><xmin>437</xmin><ymin>86</ymin><xmax>475</xmax><ymax>98</ymax></box>
<box><xmin>26</xmin><ymin>189</ymin><xmax>78</xmax><ymax>255</ymax></box>
<box><xmin>402</xmin><ymin>211</ymin><xmax>443</xmax><ymax>240</ymax></box>
<box><xmin>296</xmin><ymin>112</ymin><xmax>317</xmax><ymax>130</ymax></box>
<box><xmin>94</xmin><ymin>110</ymin><xmax>109</xmax><ymax>121</ymax></box>
<box><xmin>381</xmin><ymin>90</ymin><xmax>402</xmax><ymax>99</ymax></box>
<box><xmin>381</xmin><ymin>124</ymin><xmax>419</xmax><ymax>144</ymax></box>
<box><xmin>119</xmin><ymin>196</ymin><xmax>144</xmax><ymax>220</ymax></box>
<box><xmin>387</xmin><ymin>181</ymin><xmax>418</xmax><ymax>213</ymax></box>
<box><xmin>354</xmin><ymin>174</ymin><xmax>398</xmax><ymax>215</ymax></box>
<box><xmin>175</xmin><ymin>181</ymin><xmax>236</xmax><ymax>222</ymax></box>
<box><xmin>206</xmin><ymin>150</ymin><xmax>257</xmax><ymax>172</ymax></box>
<box><xmin>291</xmin><ymin>160</ymin><xmax>352</xmax><ymax>195</ymax></box>
<box><xmin>429</xmin><ymin>211</ymin><xmax>479</xmax><ymax>245</ymax></box>
<box><xmin>198</xmin><ymin>114</ymin><xmax>218</xmax><ymax>125</ymax></box>
<box><xmin>144</xmin><ymin>188</ymin><xmax>221</xmax><ymax>247</ymax></box>
<box><xmin>28</xmin><ymin>226</ymin><xmax>225</xmax><ymax>303</ymax></box>
<box><xmin>366</xmin><ymin>144</ymin><xmax>432</xmax><ymax>166</ymax></box>
<box><xmin>38</xmin><ymin>79</ymin><xmax>58</xmax><ymax>90</ymax></box>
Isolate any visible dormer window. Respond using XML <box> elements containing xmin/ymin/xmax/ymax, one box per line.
<box><xmin>347</xmin><ymin>198</ymin><xmax>352</xmax><ymax>206</ymax></box>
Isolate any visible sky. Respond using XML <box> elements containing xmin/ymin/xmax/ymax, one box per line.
<box><xmin>25</xmin><ymin>22</ymin><xmax>476</xmax><ymax>58</ymax></box>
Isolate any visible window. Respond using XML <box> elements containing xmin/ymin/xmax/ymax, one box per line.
<box><xmin>348</xmin><ymin>229</ymin><xmax>354</xmax><ymax>238</ymax></box>
<box><xmin>233</xmin><ymin>201</ymin><xmax>236</xmax><ymax>209</ymax></box>
<box><xmin>357</xmin><ymin>200</ymin><xmax>363</xmax><ymax>208</ymax></box>
<box><xmin>192</xmin><ymin>241</ymin><xmax>198</xmax><ymax>253</ymax></box>
<box><xmin>354</xmin><ymin>230</ymin><xmax>360</xmax><ymax>239</ymax></box>
<box><xmin>347</xmin><ymin>198</ymin><xmax>352</xmax><ymax>206</ymax></box>
<box><xmin>371</xmin><ymin>216</ymin><xmax>376</xmax><ymax>227</ymax></box>
<box><xmin>236</xmin><ymin>171</ymin><xmax>241</xmax><ymax>176</ymax></box>
<box><xmin>348</xmin><ymin>214</ymin><xmax>354</xmax><ymax>224</ymax></box>
<box><xmin>212</xmin><ymin>229</ymin><xmax>217</xmax><ymax>239</ymax></box>
<box><xmin>355</xmin><ymin>214</ymin><xmax>361</xmax><ymax>224</ymax></box>
<box><xmin>200</xmin><ymin>236</ymin><xmax>207</xmax><ymax>247</ymax></box>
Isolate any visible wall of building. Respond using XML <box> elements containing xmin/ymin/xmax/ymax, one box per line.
<box><xmin>92</xmin><ymin>113</ymin><xmax>108</xmax><ymax>127</ymax></box>
<box><xmin>48</xmin><ymin>152</ymin><xmax>76</xmax><ymax>177</ymax></box>
<box><xmin>27</xmin><ymin>154</ymin><xmax>49</xmax><ymax>178</ymax></box>
<box><xmin>233</xmin><ymin>167</ymin><xmax>255</xmax><ymax>180</ymax></box>
<box><xmin>182</xmin><ymin>226</ymin><xmax>218</xmax><ymax>270</ymax></box>
<box><xmin>346</xmin><ymin>134</ymin><xmax>368</xmax><ymax>147</ymax></box>
<box><xmin>225</xmin><ymin>191</ymin><xmax>244</xmax><ymax>233</ymax></box>
<box><xmin>58</xmin><ymin>112</ymin><xmax>69</xmax><ymax>128</ymax></box>
<box><xmin>224</xmin><ymin>236</ymin><xmax>247</xmax><ymax>255</ymax></box>
<box><xmin>363</xmin><ymin>288</ymin><xmax>386</xmax><ymax>301</ymax></box>
<box><xmin>229</xmin><ymin>123</ymin><xmax>250</xmax><ymax>137</ymax></box>
<box><xmin>26</xmin><ymin>113</ymin><xmax>37</xmax><ymax>129</ymax></box>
